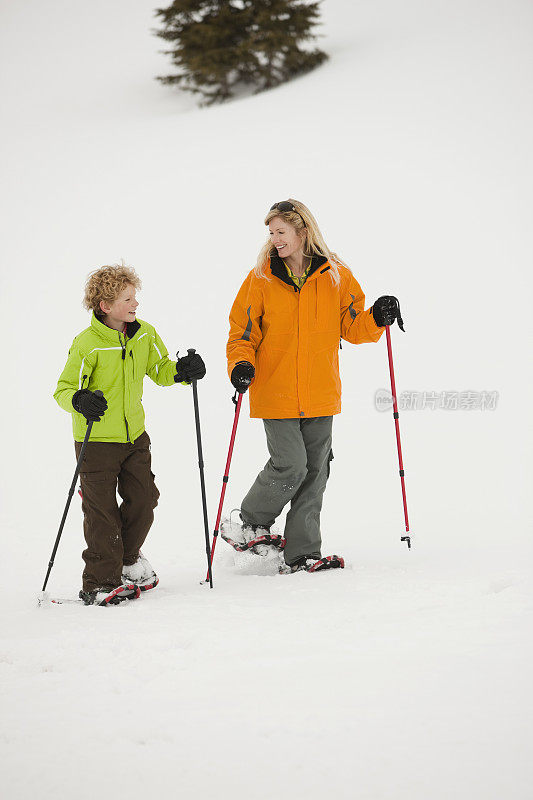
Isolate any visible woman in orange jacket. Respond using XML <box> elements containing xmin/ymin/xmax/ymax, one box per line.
<box><xmin>227</xmin><ymin>199</ymin><xmax>402</xmax><ymax>573</ymax></box>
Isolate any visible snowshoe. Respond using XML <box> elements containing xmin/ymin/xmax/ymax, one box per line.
<box><xmin>79</xmin><ymin>583</ymin><xmax>141</xmax><ymax>606</ymax></box>
<box><xmin>122</xmin><ymin>551</ymin><xmax>159</xmax><ymax>592</ymax></box>
<box><xmin>281</xmin><ymin>555</ymin><xmax>345</xmax><ymax>574</ymax></box>
<box><xmin>220</xmin><ymin>518</ymin><xmax>285</xmax><ymax>554</ymax></box>
<box><xmin>223</xmin><ymin>530</ymin><xmax>286</xmax><ymax>553</ymax></box>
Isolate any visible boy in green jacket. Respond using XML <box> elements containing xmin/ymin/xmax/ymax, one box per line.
<box><xmin>54</xmin><ymin>264</ymin><xmax>206</xmax><ymax>606</ymax></box>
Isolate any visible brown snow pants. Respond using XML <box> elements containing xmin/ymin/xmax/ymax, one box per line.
<box><xmin>74</xmin><ymin>431</ymin><xmax>160</xmax><ymax>592</ymax></box>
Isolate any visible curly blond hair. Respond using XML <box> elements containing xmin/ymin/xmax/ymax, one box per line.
<box><xmin>83</xmin><ymin>263</ymin><xmax>142</xmax><ymax>316</ymax></box>
<box><xmin>255</xmin><ymin>199</ymin><xmax>343</xmax><ymax>285</ymax></box>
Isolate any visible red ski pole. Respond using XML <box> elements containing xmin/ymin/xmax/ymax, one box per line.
<box><xmin>385</xmin><ymin>324</ymin><xmax>411</xmax><ymax>548</ymax></box>
<box><xmin>202</xmin><ymin>392</ymin><xmax>243</xmax><ymax>583</ymax></box>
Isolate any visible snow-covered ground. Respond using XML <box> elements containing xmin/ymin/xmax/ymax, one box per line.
<box><xmin>1</xmin><ymin>1</ymin><xmax>532</xmax><ymax>797</ymax></box>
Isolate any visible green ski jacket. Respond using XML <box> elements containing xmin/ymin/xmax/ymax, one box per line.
<box><xmin>54</xmin><ymin>314</ymin><xmax>177</xmax><ymax>443</ymax></box>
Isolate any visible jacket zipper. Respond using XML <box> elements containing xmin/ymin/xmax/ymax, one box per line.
<box><xmin>119</xmin><ymin>332</ymin><xmax>130</xmax><ymax>442</ymax></box>
<box><xmin>281</xmin><ymin>277</ymin><xmax>303</xmax><ymax>415</ymax></box>
<box><xmin>278</xmin><ymin>270</ymin><xmax>327</xmax><ymax>417</ymax></box>
<box><xmin>295</xmin><ymin>271</ymin><xmax>320</xmax><ymax>414</ymax></box>
<box><xmin>296</xmin><ymin>285</ymin><xmax>303</xmax><ymax>416</ymax></box>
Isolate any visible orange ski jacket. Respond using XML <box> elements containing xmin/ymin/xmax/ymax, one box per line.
<box><xmin>227</xmin><ymin>255</ymin><xmax>385</xmax><ymax>419</ymax></box>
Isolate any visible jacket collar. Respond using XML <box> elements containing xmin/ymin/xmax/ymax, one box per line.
<box><xmin>91</xmin><ymin>313</ymin><xmax>141</xmax><ymax>342</ymax></box>
<box><xmin>269</xmin><ymin>254</ymin><xmax>329</xmax><ymax>288</ymax></box>
<box><xmin>125</xmin><ymin>319</ymin><xmax>141</xmax><ymax>339</ymax></box>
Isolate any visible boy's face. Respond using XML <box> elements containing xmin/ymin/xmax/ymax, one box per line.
<box><xmin>100</xmin><ymin>284</ymin><xmax>139</xmax><ymax>324</ymax></box>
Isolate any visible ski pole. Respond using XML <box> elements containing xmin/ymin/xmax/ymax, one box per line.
<box><xmin>39</xmin><ymin>390</ymin><xmax>103</xmax><ymax>599</ymax></box>
<box><xmin>184</xmin><ymin>349</ymin><xmax>213</xmax><ymax>588</ymax></box>
<box><xmin>385</xmin><ymin>324</ymin><xmax>411</xmax><ymax>548</ymax></box>
<box><xmin>202</xmin><ymin>391</ymin><xmax>243</xmax><ymax>584</ymax></box>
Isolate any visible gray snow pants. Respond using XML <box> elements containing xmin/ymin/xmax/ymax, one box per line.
<box><xmin>241</xmin><ymin>416</ymin><xmax>333</xmax><ymax>566</ymax></box>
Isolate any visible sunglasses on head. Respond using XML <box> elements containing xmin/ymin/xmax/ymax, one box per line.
<box><xmin>269</xmin><ymin>201</ymin><xmax>306</xmax><ymax>226</ymax></box>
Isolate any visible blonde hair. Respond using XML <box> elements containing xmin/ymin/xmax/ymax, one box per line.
<box><xmin>255</xmin><ymin>199</ymin><xmax>344</xmax><ymax>284</ymax></box>
<box><xmin>83</xmin><ymin>262</ymin><xmax>141</xmax><ymax>316</ymax></box>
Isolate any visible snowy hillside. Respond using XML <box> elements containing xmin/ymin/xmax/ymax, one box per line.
<box><xmin>1</xmin><ymin>1</ymin><xmax>532</xmax><ymax>798</ymax></box>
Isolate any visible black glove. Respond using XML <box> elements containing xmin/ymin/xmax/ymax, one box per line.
<box><xmin>174</xmin><ymin>352</ymin><xmax>206</xmax><ymax>383</ymax></box>
<box><xmin>372</xmin><ymin>296</ymin><xmax>405</xmax><ymax>330</ymax></box>
<box><xmin>72</xmin><ymin>389</ymin><xmax>108</xmax><ymax>422</ymax></box>
<box><xmin>231</xmin><ymin>361</ymin><xmax>255</xmax><ymax>393</ymax></box>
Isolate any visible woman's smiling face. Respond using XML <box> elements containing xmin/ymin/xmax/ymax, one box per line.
<box><xmin>268</xmin><ymin>216</ymin><xmax>303</xmax><ymax>260</ymax></box>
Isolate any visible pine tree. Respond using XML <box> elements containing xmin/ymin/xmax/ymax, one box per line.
<box><xmin>155</xmin><ymin>0</ymin><xmax>328</xmax><ymax>105</ymax></box>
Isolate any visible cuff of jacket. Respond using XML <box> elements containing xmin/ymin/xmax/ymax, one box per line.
<box><xmin>227</xmin><ymin>354</ymin><xmax>256</xmax><ymax>380</ymax></box>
